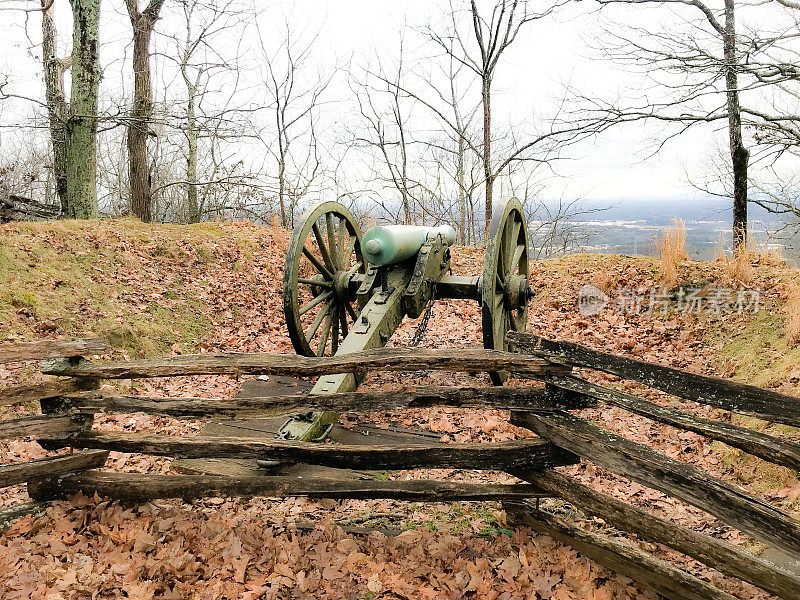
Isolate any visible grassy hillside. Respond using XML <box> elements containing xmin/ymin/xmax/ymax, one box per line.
<box><xmin>1</xmin><ymin>219</ymin><xmax>799</xmax><ymax>599</ymax></box>
<box><xmin>2</xmin><ymin>219</ymin><xmax>799</xmax><ymax>493</ymax></box>
<box><xmin>2</xmin><ymin>219</ymin><xmax>798</xmax><ymax>386</ymax></box>
<box><xmin>0</xmin><ymin>219</ymin><xmax>285</xmax><ymax>357</ymax></box>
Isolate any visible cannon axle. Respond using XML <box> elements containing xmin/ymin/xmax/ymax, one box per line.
<box><xmin>345</xmin><ymin>272</ymin><xmax>530</xmax><ymax>308</ymax></box>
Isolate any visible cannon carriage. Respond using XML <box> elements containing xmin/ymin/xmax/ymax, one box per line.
<box><xmin>279</xmin><ymin>197</ymin><xmax>533</xmax><ymax>440</ymax></box>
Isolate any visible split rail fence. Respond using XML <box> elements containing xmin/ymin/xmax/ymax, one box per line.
<box><xmin>1</xmin><ymin>335</ymin><xmax>799</xmax><ymax>600</ymax></box>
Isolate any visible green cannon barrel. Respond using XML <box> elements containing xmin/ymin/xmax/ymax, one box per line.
<box><xmin>362</xmin><ymin>224</ymin><xmax>456</xmax><ymax>267</ymax></box>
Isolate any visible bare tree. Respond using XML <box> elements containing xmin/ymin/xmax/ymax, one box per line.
<box><xmin>428</xmin><ymin>0</ymin><xmax>564</xmax><ymax>234</ymax></box>
<box><xmin>4</xmin><ymin>0</ymin><xmax>103</xmax><ymax>217</ymax></box>
<box><xmin>580</xmin><ymin>0</ymin><xmax>800</xmax><ymax>249</ymax></box>
<box><xmin>351</xmin><ymin>1</ymin><xmax>585</xmax><ymax>242</ymax></box>
<box><xmin>350</xmin><ymin>39</ymin><xmax>420</xmax><ymax>224</ymax></box>
<box><xmin>256</xmin><ymin>21</ymin><xmax>333</xmax><ymax>227</ymax></box>
<box><xmin>0</xmin><ymin>0</ymin><xmax>101</xmax><ymax>219</ymax></box>
<box><xmin>40</xmin><ymin>0</ymin><xmax>68</xmax><ymax>212</ymax></box>
<box><xmin>417</xmin><ymin>37</ymin><xmax>482</xmax><ymax>242</ymax></box>
<box><xmin>125</xmin><ymin>0</ymin><xmax>166</xmax><ymax>222</ymax></box>
<box><xmin>151</xmin><ymin>0</ymin><xmax>257</xmax><ymax>223</ymax></box>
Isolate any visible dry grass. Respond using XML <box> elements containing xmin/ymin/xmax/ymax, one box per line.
<box><xmin>714</xmin><ymin>237</ymin><xmax>769</xmax><ymax>288</ymax></box>
<box><xmin>758</xmin><ymin>247</ymin><xmax>786</xmax><ymax>268</ymax></box>
<box><xmin>590</xmin><ymin>269</ymin><xmax>617</xmax><ymax>293</ymax></box>
<box><xmin>722</xmin><ymin>246</ymin><xmax>755</xmax><ymax>287</ymax></box>
<box><xmin>787</xmin><ymin>282</ymin><xmax>800</xmax><ymax>346</ymax></box>
<box><xmin>658</xmin><ymin>218</ymin><xmax>687</xmax><ymax>288</ymax></box>
<box><xmin>715</xmin><ymin>235</ymin><xmax>786</xmax><ymax>288</ymax></box>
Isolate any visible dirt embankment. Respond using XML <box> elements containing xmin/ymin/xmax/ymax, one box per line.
<box><xmin>1</xmin><ymin>219</ymin><xmax>798</xmax><ymax>600</ymax></box>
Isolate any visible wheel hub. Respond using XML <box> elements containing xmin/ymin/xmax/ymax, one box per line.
<box><xmin>332</xmin><ymin>270</ymin><xmax>352</xmax><ymax>301</ymax></box>
<box><xmin>505</xmin><ymin>275</ymin><xmax>532</xmax><ymax>310</ymax></box>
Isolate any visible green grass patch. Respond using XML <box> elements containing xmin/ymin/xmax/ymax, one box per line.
<box><xmin>712</xmin><ymin>310</ymin><xmax>800</xmax><ymax>390</ymax></box>
<box><xmin>0</xmin><ymin>219</ymin><xmax>230</xmax><ymax>355</ymax></box>
<box><xmin>705</xmin><ymin>308</ymin><xmax>800</xmax><ymax>498</ymax></box>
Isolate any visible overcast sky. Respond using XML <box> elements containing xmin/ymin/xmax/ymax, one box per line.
<box><xmin>0</xmin><ymin>0</ymin><xmax>783</xmax><ymax>209</ymax></box>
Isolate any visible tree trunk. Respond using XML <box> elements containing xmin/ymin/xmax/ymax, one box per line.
<box><xmin>41</xmin><ymin>0</ymin><xmax>69</xmax><ymax>215</ymax></box>
<box><xmin>457</xmin><ymin>136</ymin><xmax>467</xmax><ymax>243</ymax></box>
<box><xmin>65</xmin><ymin>0</ymin><xmax>101</xmax><ymax>220</ymax></box>
<box><xmin>126</xmin><ymin>1</ymin><xmax>163</xmax><ymax>223</ymax></box>
<box><xmin>724</xmin><ymin>0</ymin><xmax>749</xmax><ymax>251</ymax></box>
<box><xmin>278</xmin><ymin>156</ymin><xmax>287</xmax><ymax>227</ymax></box>
<box><xmin>398</xmin><ymin>97</ymin><xmax>411</xmax><ymax>224</ymax></box>
<box><xmin>186</xmin><ymin>89</ymin><xmax>200</xmax><ymax>223</ymax></box>
<box><xmin>482</xmin><ymin>76</ymin><xmax>493</xmax><ymax>240</ymax></box>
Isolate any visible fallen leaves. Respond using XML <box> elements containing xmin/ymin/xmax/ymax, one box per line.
<box><xmin>0</xmin><ymin>496</ymin><xmax>661</xmax><ymax>600</ymax></box>
<box><xmin>1</xmin><ymin>222</ymin><xmax>798</xmax><ymax>600</ymax></box>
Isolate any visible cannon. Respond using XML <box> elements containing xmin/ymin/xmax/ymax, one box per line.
<box><xmin>279</xmin><ymin>197</ymin><xmax>533</xmax><ymax>441</ymax></box>
<box><xmin>361</xmin><ymin>224</ymin><xmax>457</xmax><ymax>266</ymax></box>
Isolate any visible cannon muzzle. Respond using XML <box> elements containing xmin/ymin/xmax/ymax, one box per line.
<box><xmin>362</xmin><ymin>224</ymin><xmax>456</xmax><ymax>267</ymax></box>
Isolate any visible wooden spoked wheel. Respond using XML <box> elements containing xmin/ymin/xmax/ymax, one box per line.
<box><xmin>283</xmin><ymin>201</ymin><xmax>366</xmax><ymax>357</ymax></box>
<box><xmin>481</xmin><ymin>197</ymin><xmax>530</xmax><ymax>385</ymax></box>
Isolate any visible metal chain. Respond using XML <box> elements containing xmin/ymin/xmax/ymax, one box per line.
<box><xmin>409</xmin><ymin>282</ymin><xmax>437</xmax><ymax>347</ymax></box>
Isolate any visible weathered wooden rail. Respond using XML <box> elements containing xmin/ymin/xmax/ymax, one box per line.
<box><xmin>2</xmin><ymin>336</ymin><xmax>800</xmax><ymax>600</ymax></box>
<box><xmin>40</xmin><ymin>347</ymin><xmax>570</xmax><ymax>379</ymax></box>
<box><xmin>508</xmin><ymin>331</ymin><xmax>800</xmax><ymax>427</ymax></box>
<box><xmin>0</xmin><ymin>338</ymin><xmax>110</xmax><ymax>528</ymax></box>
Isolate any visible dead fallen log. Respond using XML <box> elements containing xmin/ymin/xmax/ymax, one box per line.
<box><xmin>512</xmin><ymin>469</ymin><xmax>800</xmax><ymax>600</ymax></box>
<box><xmin>50</xmin><ymin>431</ymin><xmax>578</xmax><ymax>471</ymax></box>
<box><xmin>0</xmin><ymin>502</ymin><xmax>49</xmax><ymax>530</ymax></box>
<box><xmin>507</xmin><ymin>504</ymin><xmax>737</xmax><ymax>600</ymax></box>
<box><xmin>507</xmin><ymin>331</ymin><xmax>800</xmax><ymax>427</ymax></box>
<box><xmin>41</xmin><ymin>347</ymin><xmax>569</xmax><ymax>380</ymax></box>
<box><xmin>551</xmin><ymin>375</ymin><xmax>800</xmax><ymax>473</ymax></box>
<box><xmin>28</xmin><ymin>471</ymin><xmax>548</xmax><ymax>502</ymax></box>
<box><xmin>0</xmin><ymin>450</ymin><xmax>109</xmax><ymax>488</ymax></box>
<box><xmin>512</xmin><ymin>411</ymin><xmax>800</xmax><ymax>558</ymax></box>
<box><xmin>0</xmin><ymin>338</ymin><xmax>109</xmax><ymax>364</ymax></box>
<box><xmin>68</xmin><ymin>385</ymin><xmax>594</xmax><ymax>418</ymax></box>
<box><xmin>294</xmin><ymin>520</ymin><xmax>402</xmax><ymax>537</ymax></box>
<box><xmin>0</xmin><ymin>194</ymin><xmax>60</xmax><ymax>222</ymax></box>
<box><xmin>0</xmin><ymin>414</ymin><xmax>83</xmax><ymax>440</ymax></box>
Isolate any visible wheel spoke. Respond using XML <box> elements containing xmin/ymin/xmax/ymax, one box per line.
<box><xmin>305</xmin><ymin>303</ymin><xmax>330</xmax><ymax>342</ymax></box>
<box><xmin>337</xmin><ymin>217</ymin><xmax>350</xmax><ymax>262</ymax></box>
<box><xmin>345</xmin><ymin>301</ymin><xmax>357</xmax><ymax>320</ymax></box>
<box><xmin>342</xmin><ymin>235</ymin><xmax>356</xmax><ymax>266</ymax></box>
<box><xmin>316</xmin><ymin>309</ymin><xmax>333</xmax><ymax>356</ymax></box>
<box><xmin>302</xmin><ymin>246</ymin><xmax>333</xmax><ymax>280</ymax></box>
<box><xmin>508</xmin><ymin>308</ymin><xmax>518</xmax><ymax>331</ymax></box>
<box><xmin>339</xmin><ymin>304</ymin><xmax>349</xmax><ymax>337</ymax></box>
<box><xmin>299</xmin><ymin>291</ymin><xmax>332</xmax><ymax>316</ymax></box>
<box><xmin>331</xmin><ymin>311</ymin><xmax>340</xmax><ymax>354</ymax></box>
<box><xmin>326</xmin><ymin>213</ymin><xmax>339</xmax><ymax>270</ymax></box>
<box><xmin>510</xmin><ymin>244</ymin><xmax>525</xmax><ymax>275</ymax></box>
<box><xmin>312</xmin><ymin>223</ymin><xmax>336</xmax><ymax>271</ymax></box>
<box><xmin>504</xmin><ymin>218</ymin><xmax>519</xmax><ymax>273</ymax></box>
<box><xmin>496</xmin><ymin>308</ymin><xmax>507</xmax><ymax>340</ymax></box>
<box><xmin>298</xmin><ymin>277</ymin><xmax>332</xmax><ymax>288</ymax></box>
<box><xmin>511</xmin><ymin>218</ymin><xmax>521</xmax><ymax>246</ymax></box>
<box><xmin>498</xmin><ymin>219</ymin><xmax>510</xmax><ymax>273</ymax></box>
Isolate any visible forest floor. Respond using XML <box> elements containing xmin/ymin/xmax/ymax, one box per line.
<box><xmin>1</xmin><ymin>219</ymin><xmax>799</xmax><ymax>600</ymax></box>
